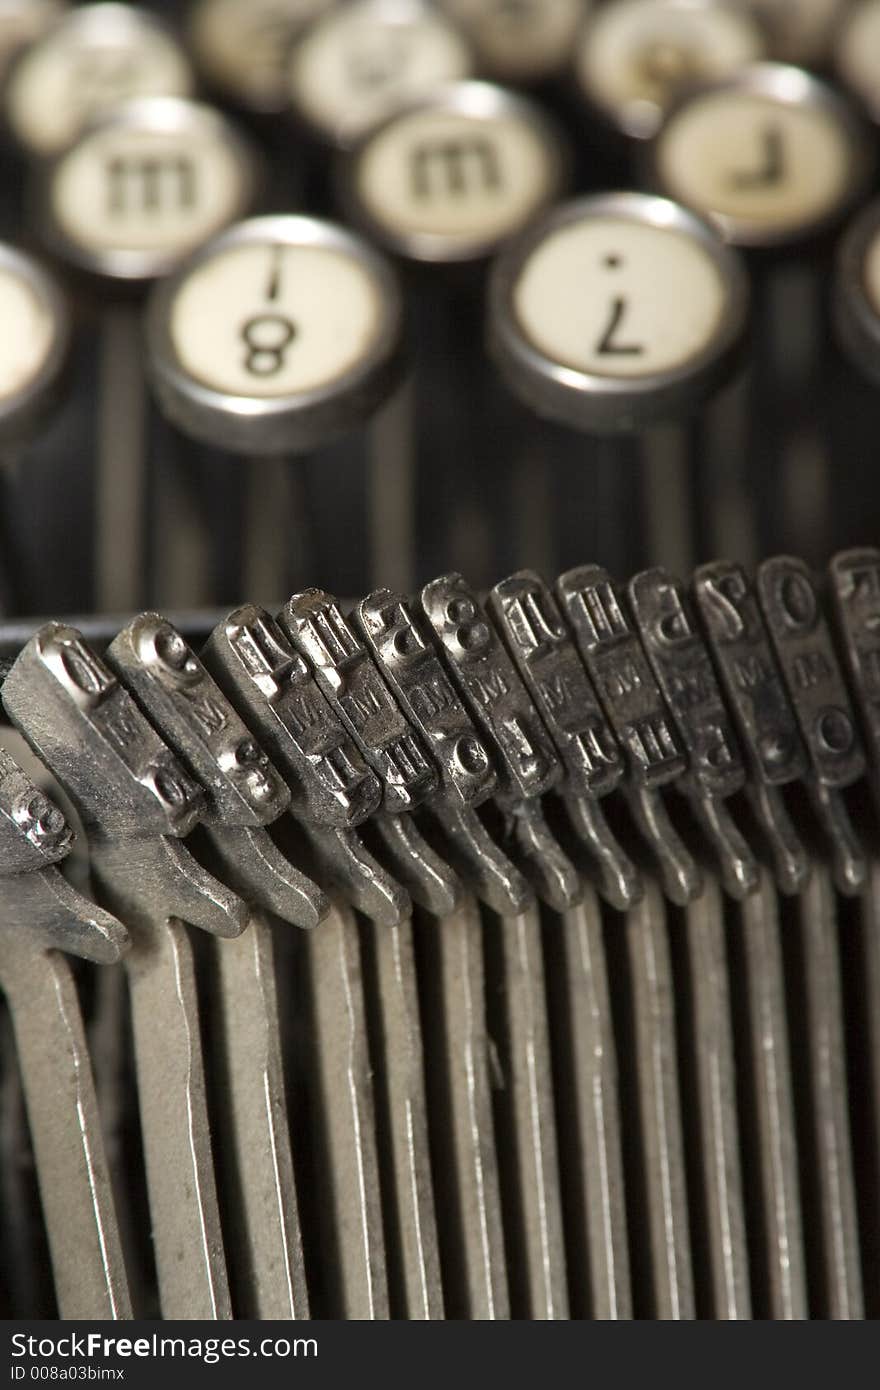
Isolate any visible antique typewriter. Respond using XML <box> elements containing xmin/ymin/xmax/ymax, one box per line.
<box><xmin>1</xmin><ymin>0</ymin><xmax>879</xmax><ymax>1323</ymax></box>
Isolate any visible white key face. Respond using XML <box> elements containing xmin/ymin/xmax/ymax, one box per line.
<box><xmin>749</xmin><ymin>0</ymin><xmax>844</xmax><ymax>64</ymax></box>
<box><xmin>512</xmin><ymin>216</ymin><xmax>728</xmax><ymax>378</ymax></box>
<box><xmin>288</xmin><ymin>0</ymin><xmax>472</xmax><ymax>145</ymax></box>
<box><xmin>655</xmin><ymin>89</ymin><xmax>855</xmax><ymax>240</ymax></box>
<box><xmin>169</xmin><ymin>242</ymin><xmax>385</xmax><ymax>398</ymax></box>
<box><xmin>6</xmin><ymin>11</ymin><xmax>192</xmax><ymax>155</ymax></box>
<box><xmin>354</xmin><ymin>105</ymin><xmax>559</xmax><ymax>254</ymax></box>
<box><xmin>50</xmin><ymin>124</ymin><xmax>250</xmax><ymax>262</ymax></box>
<box><xmin>836</xmin><ymin>0</ymin><xmax>880</xmax><ymax>118</ymax></box>
<box><xmin>0</xmin><ymin>264</ymin><xmax>57</xmax><ymax>404</ymax></box>
<box><xmin>440</xmin><ymin>0</ymin><xmax>584</xmax><ymax>81</ymax></box>
<box><xmin>189</xmin><ymin>0</ymin><xmax>333</xmax><ymax>109</ymax></box>
<box><xmin>575</xmin><ymin>0</ymin><xmax>763</xmax><ymax>138</ymax></box>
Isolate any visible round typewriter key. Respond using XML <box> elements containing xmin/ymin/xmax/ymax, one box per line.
<box><xmin>834</xmin><ymin>0</ymin><xmax>880</xmax><ymax>127</ymax></box>
<box><xmin>647</xmin><ymin>64</ymin><xmax>872</xmax><ymax>249</ymax></box>
<box><xmin>489</xmin><ymin>191</ymin><xmax>749</xmax><ymax>432</ymax></box>
<box><xmin>438</xmin><ymin>0</ymin><xmax>585</xmax><ymax>84</ymax></box>
<box><xmin>342</xmin><ymin>82</ymin><xmax>568</xmax><ymax>264</ymax></box>
<box><xmin>33</xmin><ymin>98</ymin><xmax>260</xmax><ymax>284</ymax></box>
<box><xmin>748</xmin><ymin>0</ymin><xmax>845</xmax><ymax>65</ymax></box>
<box><xmin>187</xmin><ymin>0</ymin><xmax>334</xmax><ymax>114</ymax></box>
<box><xmin>287</xmin><ymin>0</ymin><xmax>473</xmax><ymax>149</ymax></box>
<box><xmin>834</xmin><ymin>198</ymin><xmax>880</xmax><ymax>386</ymax></box>
<box><xmin>0</xmin><ymin>244</ymin><xmax>68</xmax><ymax>444</ymax></box>
<box><xmin>573</xmin><ymin>0</ymin><xmax>765</xmax><ymax>141</ymax></box>
<box><xmin>148</xmin><ymin>215</ymin><xmax>406</xmax><ymax>600</ymax></box>
<box><xmin>5</xmin><ymin>3</ymin><xmax>194</xmax><ymax>157</ymax></box>
<box><xmin>147</xmin><ymin>214</ymin><xmax>405</xmax><ymax>455</ymax></box>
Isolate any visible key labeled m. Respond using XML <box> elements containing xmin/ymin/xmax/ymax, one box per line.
<box><xmin>409</xmin><ymin>137</ymin><xmax>502</xmax><ymax>199</ymax></box>
<box><xmin>105</xmin><ymin>154</ymin><xmax>197</xmax><ymax>215</ymax></box>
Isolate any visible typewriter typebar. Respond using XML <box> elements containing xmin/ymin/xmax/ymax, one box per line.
<box><xmin>1</xmin><ymin>0</ymin><xmax>880</xmax><ymax>1328</ymax></box>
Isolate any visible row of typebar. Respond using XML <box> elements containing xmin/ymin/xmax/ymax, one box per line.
<box><xmin>2</xmin><ymin>546</ymin><xmax>880</xmax><ymax>1319</ymax></box>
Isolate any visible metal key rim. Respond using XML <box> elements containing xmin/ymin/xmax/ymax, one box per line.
<box><xmin>29</xmin><ymin>96</ymin><xmax>263</xmax><ymax>285</ymax></box>
<box><xmin>146</xmin><ymin>213</ymin><xmax>407</xmax><ymax>456</ymax></box>
<box><xmin>642</xmin><ymin>62</ymin><xmax>874</xmax><ymax>250</ymax></box>
<box><xmin>487</xmin><ymin>189</ymin><xmax>750</xmax><ymax>433</ymax></box>
<box><xmin>338</xmin><ymin>79</ymin><xmax>571</xmax><ymax>265</ymax></box>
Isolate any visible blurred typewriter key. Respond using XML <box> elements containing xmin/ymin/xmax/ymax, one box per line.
<box><xmin>557</xmin><ymin>564</ymin><xmax>702</xmax><ymax>905</ymax></box>
<box><xmin>0</xmin><ymin>244</ymin><xmax>70</xmax><ymax>611</ymax></box>
<box><xmin>354</xmin><ymin>586</ymin><xmax>533</xmax><ymax>915</ymax></box>
<box><xmin>286</xmin><ymin>0</ymin><xmax>473</xmax><ymax>151</ymax></box>
<box><xmin>4</xmin><ymin>3</ymin><xmax>194</xmax><ymax>158</ymax></box>
<box><xmin>572</xmin><ymin>0</ymin><xmax>765</xmax><ymax>142</ymax></box>
<box><xmin>489</xmin><ymin>192</ymin><xmax>749</xmax><ymax>574</ymax></box>
<box><xmin>33</xmin><ymin>97</ymin><xmax>260</xmax><ymax>284</ymax></box>
<box><xmin>0</xmin><ymin>243</ymin><xmax>69</xmax><ymax>448</ymax></box>
<box><xmin>693</xmin><ymin>559</ymin><xmax>811</xmax><ymax>893</ymax></box>
<box><xmin>757</xmin><ymin>554</ymin><xmax>868</xmax><ymax>894</ymax></box>
<box><xmin>648</xmin><ymin>64</ymin><xmax>872</xmax><ymax>567</ymax></box>
<box><xmin>627</xmin><ymin>566</ymin><xmax>758</xmax><ymax>897</ymax></box>
<box><xmin>486</xmin><ymin>570</ymin><xmax>642</xmax><ymax>909</ymax></box>
<box><xmin>32</xmin><ymin>97</ymin><xmax>260</xmax><ymax>616</ymax></box>
<box><xmin>147</xmin><ymin>214</ymin><xmax>405</xmax><ymax>601</ymax></box>
<box><xmin>420</xmin><ymin>571</ymin><xmax>581</xmax><ymax>910</ymax></box>
<box><xmin>0</xmin><ymin>748</ymin><xmax>130</xmax><ymax>1321</ymax></box>
<box><xmin>342</xmin><ymin>81</ymin><xmax>568</xmax><ymax>265</ymax></box>
<box><xmin>343</xmin><ymin>80</ymin><xmax>568</xmax><ymax>588</ymax></box>
<box><xmin>439</xmin><ymin>0</ymin><xmax>586</xmax><ymax>85</ymax></box>
<box><xmin>187</xmin><ymin>0</ymin><xmax>335</xmax><ymax>115</ymax></box>
<box><xmin>646</xmin><ymin>64</ymin><xmax>871</xmax><ymax>250</ymax></box>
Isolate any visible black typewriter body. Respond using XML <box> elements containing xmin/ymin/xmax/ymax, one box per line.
<box><xmin>0</xmin><ymin>0</ymin><xmax>879</xmax><ymax>1324</ymax></box>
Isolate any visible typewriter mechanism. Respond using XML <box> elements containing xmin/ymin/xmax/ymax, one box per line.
<box><xmin>0</xmin><ymin>0</ymin><xmax>879</xmax><ymax>1324</ymax></box>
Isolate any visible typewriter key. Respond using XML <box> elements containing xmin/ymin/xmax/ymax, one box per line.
<box><xmin>0</xmin><ymin>243</ymin><xmax>69</xmax><ymax>446</ymax></box>
<box><xmin>835</xmin><ymin>0</ymin><xmax>880</xmax><ymax>130</ymax></box>
<box><xmin>148</xmin><ymin>214</ymin><xmax>404</xmax><ymax>455</ymax></box>
<box><xmin>489</xmin><ymin>191</ymin><xmax>749</xmax><ymax>433</ymax></box>
<box><xmin>148</xmin><ymin>215</ymin><xmax>405</xmax><ymax>597</ymax></box>
<box><xmin>573</xmin><ymin>0</ymin><xmax>765</xmax><ymax>142</ymax></box>
<box><xmin>648</xmin><ymin>65</ymin><xmax>871</xmax><ymax>564</ymax></box>
<box><xmin>32</xmin><ymin>99</ymin><xmax>260</xmax><ymax>614</ymax></box>
<box><xmin>287</xmin><ymin>0</ymin><xmax>473</xmax><ymax>151</ymax></box>
<box><xmin>439</xmin><ymin>0</ymin><xmax>585</xmax><ymax>85</ymax></box>
<box><xmin>342</xmin><ymin>81</ymin><xmax>568</xmax><ymax>265</ymax></box>
<box><xmin>4</xmin><ymin>3</ymin><xmax>193</xmax><ymax>158</ymax></box>
<box><xmin>646</xmin><ymin>64</ymin><xmax>871</xmax><ymax>249</ymax></box>
<box><xmin>187</xmin><ymin>0</ymin><xmax>334</xmax><ymax>114</ymax></box>
<box><xmin>490</xmin><ymin>191</ymin><xmax>750</xmax><ymax>574</ymax></box>
<box><xmin>33</xmin><ymin>97</ymin><xmax>260</xmax><ymax>284</ymax></box>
